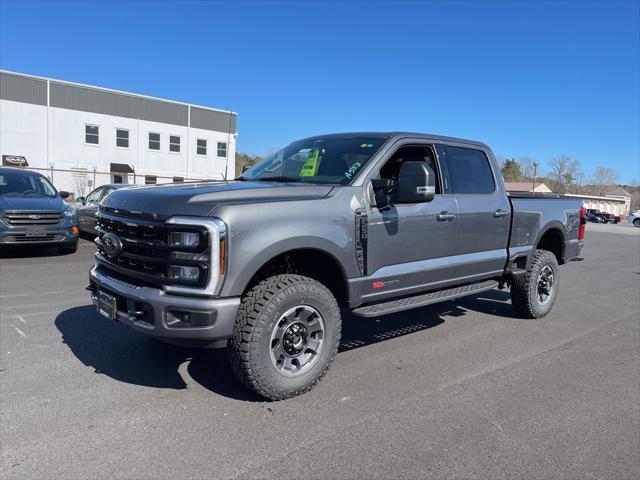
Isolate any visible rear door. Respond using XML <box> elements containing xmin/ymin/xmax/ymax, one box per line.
<box><xmin>437</xmin><ymin>144</ymin><xmax>510</xmax><ymax>280</ymax></box>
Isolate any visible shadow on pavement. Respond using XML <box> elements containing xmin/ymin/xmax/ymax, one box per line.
<box><xmin>55</xmin><ymin>288</ymin><xmax>515</xmax><ymax>401</ymax></box>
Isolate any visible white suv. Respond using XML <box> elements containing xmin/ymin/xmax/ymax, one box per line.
<box><xmin>630</xmin><ymin>210</ymin><xmax>640</xmax><ymax>227</ymax></box>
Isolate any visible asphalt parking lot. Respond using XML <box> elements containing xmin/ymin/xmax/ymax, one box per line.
<box><xmin>1</xmin><ymin>225</ymin><xmax>639</xmax><ymax>479</ymax></box>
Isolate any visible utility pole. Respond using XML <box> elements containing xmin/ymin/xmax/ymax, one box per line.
<box><xmin>532</xmin><ymin>162</ymin><xmax>539</xmax><ymax>195</ymax></box>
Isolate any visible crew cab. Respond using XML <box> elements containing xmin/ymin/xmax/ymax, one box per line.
<box><xmin>0</xmin><ymin>167</ymin><xmax>78</xmax><ymax>253</ymax></box>
<box><xmin>87</xmin><ymin>132</ymin><xmax>585</xmax><ymax>399</ymax></box>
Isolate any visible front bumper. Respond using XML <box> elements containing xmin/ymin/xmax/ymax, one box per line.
<box><xmin>88</xmin><ymin>266</ymin><xmax>240</xmax><ymax>348</ymax></box>
<box><xmin>0</xmin><ymin>225</ymin><xmax>78</xmax><ymax>246</ymax></box>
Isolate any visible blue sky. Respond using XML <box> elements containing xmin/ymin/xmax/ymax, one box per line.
<box><xmin>1</xmin><ymin>0</ymin><xmax>638</xmax><ymax>183</ymax></box>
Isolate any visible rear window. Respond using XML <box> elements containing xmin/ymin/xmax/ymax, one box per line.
<box><xmin>443</xmin><ymin>146</ymin><xmax>495</xmax><ymax>194</ymax></box>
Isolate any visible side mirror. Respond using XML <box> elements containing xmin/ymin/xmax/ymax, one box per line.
<box><xmin>77</xmin><ymin>196</ymin><xmax>86</xmax><ymax>205</ymax></box>
<box><xmin>371</xmin><ymin>178</ymin><xmax>394</xmax><ymax>211</ymax></box>
<box><xmin>395</xmin><ymin>161</ymin><xmax>435</xmax><ymax>203</ymax></box>
<box><xmin>59</xmin><ymin>191</ymin><xmax>70</xmax><ymax>199</ymax></box>
<box><xmin>241</xmin><ymin>164</ymin><xmax>252</xmax><ymax>174</ymax></box>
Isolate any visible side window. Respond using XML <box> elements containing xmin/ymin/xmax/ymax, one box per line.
<box><xmin>85</xmin><ymin>188</ymin><xmax>104</xmax><ymax>204</ymax></box>
<box><xmin>378</xmin><ymin>145</ymin><xmax>441</xmax><ymax>194</ymax></box>
<box><xmin>444</xmin><ymin>146</ymin><xmax>495</xmax><ymax>194</ymax></box>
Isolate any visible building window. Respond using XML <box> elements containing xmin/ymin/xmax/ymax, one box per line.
<box><xmin>197</xmin><ymin>139</ymin><xmax>207</xmax><ymax>156</ymax></box>
<box><xmin>85</xmin><ymin>125</ymin><xmax>99</xmax><ymax>145</ymax></box>
<box><xmin>173</xmin><ymin>176</ymin><xmax>184</xmax><ymax>183</ymax></box>
<box><xmin>149</xmin><ymin>132</ymin><xmax>160</xmax><ymax>150</ymax></box>
<box><xmin>116</xmin><ymin>129</ymin><xmax>129</xmax><ymax>148</ymax></box>
<box><xmin>145</xmin><ymin>175</ymin><xmax>157</xmax><ymax>185</ymax></box>
<box><xmin>169</xmin><ymin>135</ymin><xmax>181</xmax><ymax>153</ymax></box>
<box><xmin>217</xmin><ymin>142</ymin><xmax>227</xmax><ymax>158</ymax></box>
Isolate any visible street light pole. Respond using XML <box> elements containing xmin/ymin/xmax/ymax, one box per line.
<box><xmin>532</xmin><ymin>162</ymin><xmax>539</xmax><ymax>196</ymax></box>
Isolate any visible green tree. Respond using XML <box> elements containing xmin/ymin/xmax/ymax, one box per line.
<box><xmin>501</xmin><ymin>158</ymin><xmax>522</xmax><ymax>182</ymax></box>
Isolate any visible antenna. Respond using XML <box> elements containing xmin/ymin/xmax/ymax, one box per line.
<box><xmin>223</xmin><ymin>111</ymin><xmax>234</xmax><ymax>181</ymax></box>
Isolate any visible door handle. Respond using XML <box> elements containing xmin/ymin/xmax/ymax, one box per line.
<box><xmin>493</xmin><ymin>209</ymin><xmax>508</xmax><ymax>218</ymax></box>
<box><xmin>436</xmin><ymin>212</ymin><xmax>456</xmax><ymax>221</ymax></box>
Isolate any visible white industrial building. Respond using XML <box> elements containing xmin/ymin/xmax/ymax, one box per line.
<box><xmin>0</xmin><ymin>70</ymin><xmax>237</xmax><ymax>193</ymax></box>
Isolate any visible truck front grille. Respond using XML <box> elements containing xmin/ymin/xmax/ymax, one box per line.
<box><xmin>94</xmin><ymin>212</ymin><xmax>210</xmax><ymax>289</ymax></box>
<box><xmin>2</xmin><ymin>211</ymin><xmax>62</xmax><ymax>226</ymax></box>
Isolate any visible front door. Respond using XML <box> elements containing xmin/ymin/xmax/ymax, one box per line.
<box><xmin>437</xmin><ymin>144</ymin><xmax>511</xmax><ymax>280</ymax></box>
<box><xmin>362</xmin><ymin>143</ymin><xmax>458</xmax><ymax>303</ymax></box>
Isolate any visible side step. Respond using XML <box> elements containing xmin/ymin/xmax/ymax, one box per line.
<box><xmin>352</xmin><ymin>280</ymin><xmax>499</xmax><ymax>318</ymax></box>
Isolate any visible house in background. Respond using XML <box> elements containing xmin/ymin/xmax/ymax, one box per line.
<box><xmin>504</xmin><ymin>182</ymin><xmax>552</xmax><ymax>193</ymax></box>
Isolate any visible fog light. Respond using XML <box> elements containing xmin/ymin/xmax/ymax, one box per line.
<box><xmin>168</xmin><ymin>265</ymin><xmax>200</xmax><ymax>281</ymax></box>
<box><xmin>168</xmin><ymin>231</ymin><xmax>199</xmax><ymax>248</ymax></box>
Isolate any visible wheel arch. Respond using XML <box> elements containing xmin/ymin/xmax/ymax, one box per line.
<box><xmin>534</xmin><ymin>223</ymin><xmax>566</xmax><ymax>265</ymax></box>
<box><xmin>224</xmin><ymin>241</ymin><xmax>352</xmax><ymax>307</ymax></box>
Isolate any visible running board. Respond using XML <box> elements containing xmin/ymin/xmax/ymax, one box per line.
<box><xmin>352</xmin><ymin>280</ymin><xmax>499</xmax><ymax>318</ymax></box>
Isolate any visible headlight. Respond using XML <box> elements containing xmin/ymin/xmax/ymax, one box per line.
<box><xmin>168</xmin><ymin>231</ymin><xmax>200</xmax><ymax>248</ymax></box>
<box><xmin>168</xmin><ymin>265</ymin><xmax>200</xmax><ymax>281</ymax></box>
<box><xmin>164</xmin><ymin>217</ymin><xmax>227</xmax><ymax>297</ymax></box>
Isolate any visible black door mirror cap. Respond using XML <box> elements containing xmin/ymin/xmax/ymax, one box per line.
<box><xmin>76</xmin><ymin>196</ymin><xmax>86</xmax><ymax>205</ymax></box>
<box><xmin>59</xmin><ymin>191</ymin><xmax>70</xmax><ymax>199</ymax></box>
<box><xmin>395</xmin><ymin>161</ymin><xmax>436</xmax><ymax>204</ymax></box>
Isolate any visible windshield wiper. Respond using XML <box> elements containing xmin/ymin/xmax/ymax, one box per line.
<box><xmin>254</xmin><ymin>176</ymin><xmax>305</xmax><ymax>183</ymax></box>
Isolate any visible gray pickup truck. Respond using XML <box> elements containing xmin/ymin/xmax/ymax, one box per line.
<box><xmin>88</xmin><ymin>132</ymin><xmax>585</xmax><ymax>399</ymax></box>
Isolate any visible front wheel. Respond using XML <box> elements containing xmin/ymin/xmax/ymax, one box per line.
<box><xmin>633</xmin><ymin>218</ymin><xmax>640</xmax><ymax>228</ymax></box>
<box><xmin>510</xmin><ymin>249</ymin><xmax>559</xmax><ymax>319</ymax></box>
<box><xmin>228</xmin><ymin>274</ymin><xmax>341</xmax><ymax>400</ymax></box>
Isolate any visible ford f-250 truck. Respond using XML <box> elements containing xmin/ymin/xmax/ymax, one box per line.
<box><xmin>88</xmin><ymin>132</ymin><xmax>586</xmax><ymax>400</ymax></box>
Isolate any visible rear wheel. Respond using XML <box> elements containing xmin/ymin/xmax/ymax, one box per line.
<box><xmin>510</xmin><ymin>249</ymin><xmax>559</xmax><ymax>319</ymax></box>
<box><xmin>228</xmin><ymin>274</ymin><xmax>341</xmax><ymax>400</ymax></box>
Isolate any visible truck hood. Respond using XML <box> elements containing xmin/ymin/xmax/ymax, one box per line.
<box><xmin>100</xmin><ymin>180</ymin><xmax>335</xmax><ymax>219</ymax></box>
<box><xmin>0</xmin><ymin>195</ymin><xmax>65</xmax><ymax>212</ymax></box>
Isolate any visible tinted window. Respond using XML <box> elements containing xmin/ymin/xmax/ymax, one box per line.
<box><xmin>197</xmin><ymin>139</ymin><xmax>207</xmax><ymax>155</ymax></box>
<box><xmin>169</xmin><ymin>135</ymin><xmax>181</xmax><ymax>152</ymax></box>
<box><xmin>444</xmin><ymin>146</ymin><xmax>495</xmax><ymax>194</ymax></box>
<box><xmin>85</xmin><ymin>125</ymin><xmax>99</xmax><ymax>144</ymax></box>
<box><xmin>116</xmin><ymin>129</ymin><xmax>129</xmax><ymax>148</ymax></box>
<box><xmin>217</xmin><ymin>142</ymin><xmax>227</xmax><ymax>157</ymax></box>
<box><xmin>149</xmin><ymin>132</ymin><xmax>160</xmax><ymax>150</ymax></box>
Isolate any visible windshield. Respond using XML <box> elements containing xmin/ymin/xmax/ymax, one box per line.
<box><xmin>0</xmin><ymin>172</ymin><xmax>58</xmax><ymax>197</ymax></box>
<box><xmin>240</xmin><ymin>136</ymin><xmax>388</xmax><ymax>185</ymax></box>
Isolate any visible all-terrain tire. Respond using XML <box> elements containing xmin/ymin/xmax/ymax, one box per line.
<box><xmin>228</xmin><ymin>274</ymin><xmax>341</xmax><ymax>400</ymax></box>
<box><xmin>510</xmin><ymin>249</ymin><xmax>559</xmax><ymax>319</ymax></box>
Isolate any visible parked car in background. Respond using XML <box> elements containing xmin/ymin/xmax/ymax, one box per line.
<box><xmin>76</xmin><ymin>184</ymin><xmax>131</xmax><ymax>235</ymax></box>
<box><xmin>598</xmin><ymin>212</ymin><xmax>620</xmax><ymax>224</ymax></box>
<box><xmin>585</xmin><ymin>211</ymin><xmax>605</xmax><ymax>223</ymax></box>
<box><xmin>629</xmin><ymin>209</ymin><xmax>640</xmax><ymax>227</ymax></box>
<box><xmin>586</xmin><ymin>209</ymin><xmax>608</xmax><ymax>223</ymax></box>
<box><xmin>0</xmin><ymin>167</ymin><xmax>78</xmax><ymax>253</ymax></box>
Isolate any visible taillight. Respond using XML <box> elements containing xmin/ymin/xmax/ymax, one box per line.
<box><xmin>578</xmin><ymin>207</ymin><xmax>586</xmax><ymax>241</ymax></box>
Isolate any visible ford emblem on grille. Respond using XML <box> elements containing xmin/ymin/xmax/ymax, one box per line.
<box><xmin>102</xmin><ymin>232</ymin><xmax>124</xmax><ymax>257</ymax></box>
<box><xmin>29</xmin><ymin>214</ymin><xmax>41</xmax><ymax>220</ymax></box>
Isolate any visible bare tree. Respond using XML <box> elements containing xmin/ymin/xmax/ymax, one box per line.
<box><xmin>591</xmin><ymin>166</ymin><xmax>619</xmax><ymax>196</ymax></box>
<box><xmin>547</xmin><ymin>156</ymin><xmax>582</xmax><ymax>193</ymax></box>
<box><xmin>517</xmin><ymin>157</ymin><xmax>537</xmax><ymax>181</ymax></box>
